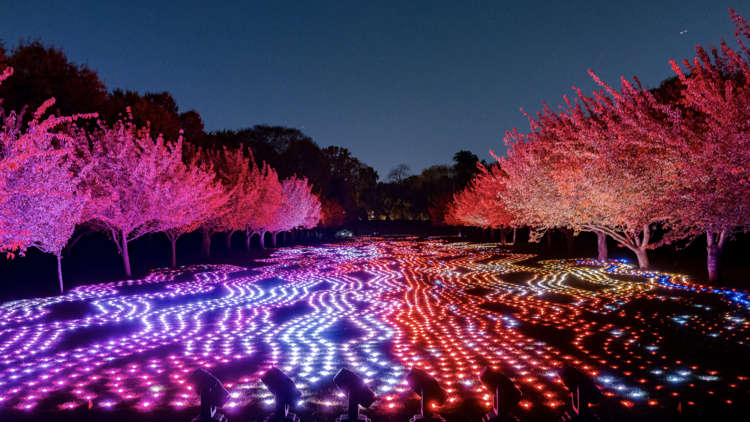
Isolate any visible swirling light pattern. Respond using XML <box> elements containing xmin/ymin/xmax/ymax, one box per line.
<box><xmin>0</xmin><ymin>238</ymin><xmax>747</xmax><ymax>420</ymax></box>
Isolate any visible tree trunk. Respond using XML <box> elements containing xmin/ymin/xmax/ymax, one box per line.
<box><xmin>57</xmin><ymin>254</ymin><xmax>64</xmax><ymax>293</ymax></box>
<box><xmin>560</xmin><ymin>228</ymin><xmax>575</xmax><ymax>254</ymax></box>
<box><xmin>201</xmin><ymin>226</ymin><xmax>212</xmax><ymax>260</ymax></box>
<box><xmin>259</xmin><ymin>230</ymin><xmax>266</xmax><ymax>249</ymax></box>
<box><xmin>292</xmin><ymin>229</ymin><xmax>296</xmax><ymax>244</ymax></box>
<box><xmin>595</xmin><ymin>231</ymin><xmax>608</xmax><ymax>261</ymax></box>
<box><xmin>707</xmin><ymin>230</ymin><xmax>727</xmax><ymax>284</ymax></box>
<box><xmin>224</xmin><ymin>230</ymin><xmax>233</xmax><ymax>256</ymax></box>
<box><xmin>503</xmin><ymin>228</ymin><xmax>512</xmax><ymax>245</ymax></box>
<box><xmin>283</xmin><ymin>231</ymin><xmax>286</xmax><ymax>246</ymax></box>
<box><xmin>491</xmin><ymin>228</ymin><xmax>496</xmax><ymax>242</ymax></box>
<box><xmin>633</xmin><ymin>247</ymin><xmax>649</xmax><ymax>270</ymax></box>
<box><xmin>62</xmin><ymin>227</ymin><xmax>91</xmax><ymax>259</ymax></box>
<box><xmin>512</xmin><ymin>228</ymin><xmax>517</xmax><ymax>245</ymax></box>
<box><xmin>272</xmin><ymin>232</ymin><xmax>277</xmax><ymax>247</ymax></box>
<box><xmin>121</xmin><ymin>230</ymin><xmax>132</xmax><ymax>277</ymax></box>
<box><xmin>585</xmin><ymin>223</ymin><xmax>651</xmax><ymax>269</ymax></box>
<box><xmin>170</xmin><ymin>237</ymin><xmax>177</xmax><ymax>268</ymax></box>
<box><xmin>245</xmin><ymin>230</ymin><xmax>254</xmax><ymax>251</ymax></box>
<box><xmin>547</xmin><ymin>229</ymin><xmax>553</xmax><ymax>251</ymax></box>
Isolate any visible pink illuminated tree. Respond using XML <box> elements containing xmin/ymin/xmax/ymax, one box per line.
<box><xmin>301</xmin><ymin>191</ymin><xmax>323</xmax><ymax>231</ymax></box>
<box><xmin>266</xmin><ymin>176</ymin><xmax>321</xmax><ymax>247</ymax></box>
<box><xmin>1</xmin><ymin>66</ymin><xmax>97</xmax><ymax>291</ymax></box>
<box><xmin>214</xmin><ymin>147</ymin><xmax>256</xmax><ymax>255</ymax></box>
<box><xmin>76</xmin><ymin>113</ymin><xmax>205</xmax><ymax>277</ymax></box>
<box><xmin>185</xmin><ymin>146</ymin><xmax>250</xmax><ymax>258</ymax></box>
<box><xmin>156</xmin><ymin>153</ymin><xmax>229</xmax><ymax>268</ymax></box>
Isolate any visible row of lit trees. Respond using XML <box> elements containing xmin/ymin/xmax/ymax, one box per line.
<box><xmin>448</xmin><ymin>8</ymin><xmax>750</xmax><ymax>283</ymax></box>
<box><xmin>0</xmin><ymin>67</ymin><xmax>321</xmax><ymax>291</ymax></box>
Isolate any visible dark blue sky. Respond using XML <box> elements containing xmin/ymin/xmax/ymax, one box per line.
<box><xmin>2</xmin><ymin>1</ymin><xmax>747</xmax><ymax>178</ymax></box>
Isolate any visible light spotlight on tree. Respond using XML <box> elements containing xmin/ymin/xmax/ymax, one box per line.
<box><xmin>260</xmin><ymin>367</ymin><xmax>303</xmax><ymax>422</ymax></box>
<box><xmin>478</xmin><ymin>366</ymin><xmax>522</xmax><ymax>422</ymax></box>
<box><xmin>333</xmin><ymin>367</ymin><xmax>376</xmax><ymax>422</ymax></box>
<box><xmin>404</xmin><ymin>367</ymin><xmax>448</xmax><ymax>422</ymax></box>
<box><xmin>557</xmin><ymin>364</ymin><xmax>603</xmax><ymax>421</ymax></box>
<box><xmin>186</xmin><ymin>367</ymin><xmax>230</xmax><ymax>422</ymax></box>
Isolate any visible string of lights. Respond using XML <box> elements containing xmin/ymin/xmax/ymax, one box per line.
<box><xmin>0</xmin><ymin>239</ymin><xmax>746</xmax><ymax>418</ymax></box>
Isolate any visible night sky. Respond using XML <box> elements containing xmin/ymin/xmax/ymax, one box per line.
<box><xmin>2</xmin><ymin>1</ymin><xmax>747</xmax><ymax>178</ymax></box>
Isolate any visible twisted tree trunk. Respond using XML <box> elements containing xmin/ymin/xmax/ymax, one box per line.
<box><xmin>505</xmin><ymin>228</ymin><xmax>513</xmax><ymax>245</ymax></box>
<box><xmin>245</xmin><ymin>230</ymin><xmax>255</xmax><ymax>251</ymax></box>
<box><xmin>259</xmin><ymin>230</ymin><xmax>266</xmax><ymax>249</ymax></box>
<box><xmin>560</xmin><ymin>228</ymin><xmax>575</xmax><ymax>254</ymax></box>
<box><xmin>547</xmin><ymin>229</ymin><xmax>553</xmax><ymax>251</ymax></box>
<box><xmin>224</xmin><ymin>230</ymin><xmax>233</xmax><ymax>256</ymax></box>
<box><xmin>201</xmin><ymin>225</ymin><xmax>212</xmax><ymax>260</ymax></box>
<box><xmin>583</xmin><ymin>224</ymin><xmax>652</xmax><ymax>269</ymax></box>
<box><xmin>512</xmin><ymin>228</ymin><xmax>517</xmax><ymax>245</ymax></box>
<box><xmin>707</xmin><ymin>230</ymin><xmax>727</xmax><ymax>284</ymax></box>
<box><xmin>62</xmin><ymin>226</ymin><xmax>92</xmax><ymax>259</ymax></box>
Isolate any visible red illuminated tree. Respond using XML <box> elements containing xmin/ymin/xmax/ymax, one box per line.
<box><xmin>448</xmin><ymin>164</ymin><xmax>516</xmax><ymax>244</ymax></box>
<box><xmin>652</xmin><ymin>8</ymin><xmax>750</xmax><ymax>282</ymax></box>
<box><xmin>319</xmin><ymin>197</ymin><xmax>345</xmax><ymax>229</ymax></box>
<box><xmin>534</xmin><ymin>8</ymin><xmax>750</xmax><ymax>278</ymax></box>
<box><xmin>500</xmin><ymin>67</ymin><xmax>688</xmax><ymax>268</ymax></box>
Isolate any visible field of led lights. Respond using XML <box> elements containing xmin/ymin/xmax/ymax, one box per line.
<box><xmin>1</xmin><ymin>238</ymin><xmax>748</xmax><ymax>422</ymax></box>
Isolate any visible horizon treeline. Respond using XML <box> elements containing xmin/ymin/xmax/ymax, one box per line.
<box><xmin>0</xmin><ymin>39</ymin><xmax>485</xmax><ymax>224</ymax></box>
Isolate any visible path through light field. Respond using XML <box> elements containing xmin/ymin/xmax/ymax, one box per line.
<box><xmin>1</xmin><ymin>238</ymin><xmax>748</xmax><ymax>421</ymax></box>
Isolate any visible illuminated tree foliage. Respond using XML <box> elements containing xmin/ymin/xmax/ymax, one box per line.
<box><xmin>499</xmin><ymin>83</ymin><xmax>681</xmax><ymax>269</ymax></box>
<box><xmin>187</xmin><ymin>146</ymin><xmax>250</xmax><ymax>259</ymax></box>
<box><xmin>659</xmin><ymin>8</ymin><xmax>750</xmax><ymax>282</ymax></box>
<box><xmin>267</xmin><ymin>176</ymin><xmax>321</xmax><ymax>247</ymax></box>
<box><xmin>447</xmin><ymin>164</ymin><xmax>516</xmax><ymax>244</ymax></box>
<box><xmin>320</xmin><ymin>197</ymin><xmax>346</xmax><ymax>229</ymax></box>
<box><xmin>75</xmin><ymin>112</ymin><xmax>216</xmax><ymax>277</ymax></box>
<box><xmin>244</xmin><ymin>160</ymin><xmax>282</xmax><ymax>250</ymax></box>
<box><xmin>1</xmin><ymin>66</ymin><xmax>96</xmax><ymax>291</ymax></box>
<box><xmin>454</xmin><ymin>8</ymin><xmax>750</xmax><ymax>279</ymax></box>
<box><xmin>157</xmin><ymin>152</ymin><xmax>229</xmax><ymax>268</ymax></box>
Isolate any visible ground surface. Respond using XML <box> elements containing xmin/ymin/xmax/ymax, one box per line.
<box><xmin>1</xmin><ymin>238</ymin><xmax>749</xmax><ymax>422</ymax></box>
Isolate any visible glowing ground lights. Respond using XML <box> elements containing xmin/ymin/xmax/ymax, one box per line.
<box><xmin>0</xmin><ymin>239</ymin><xmax>748</xmax><ymax>419</ymax></box>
